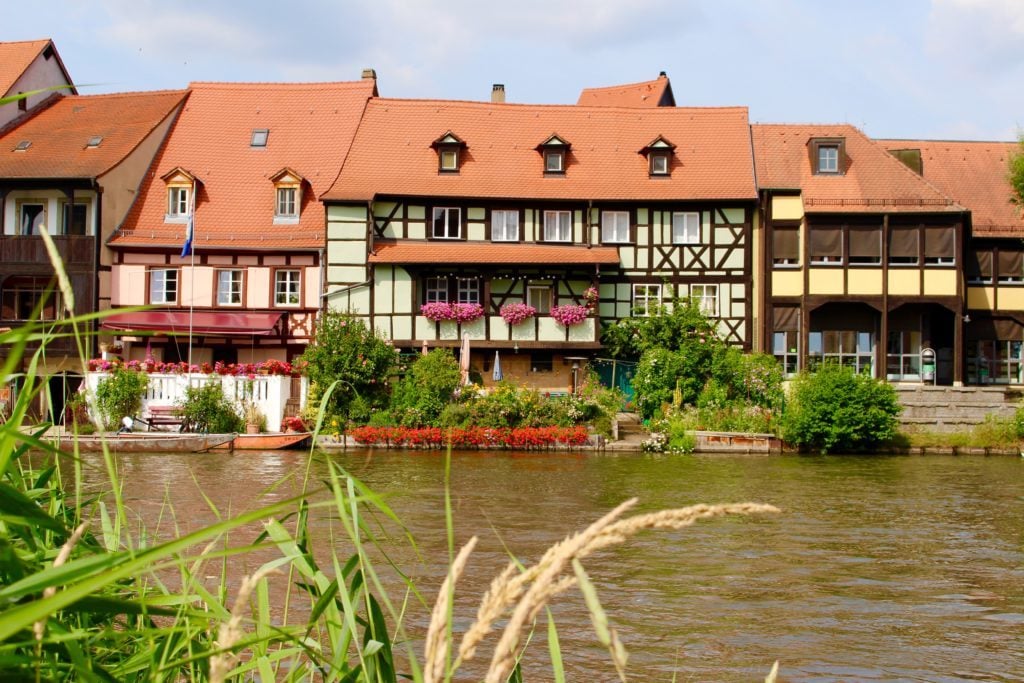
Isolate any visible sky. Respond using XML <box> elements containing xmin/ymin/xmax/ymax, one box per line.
<box><xmin>9</xmin><ymin>0</ymin><xmax>1024</xmax><ymax>141</ymax></box>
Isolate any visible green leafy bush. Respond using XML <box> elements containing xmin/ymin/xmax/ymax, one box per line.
<box><xmin>94</xmin><ymin>367</ymin><xmax>149</xmax><ymax>430</ymax></box>
<box><xmin>177</xmin><ymin>382</ymin><xmax>244</xmax><ymax>434</ymax></box>
<box><xmin>388</xmin><ymin>349</ymin><xmax>462</xmax><ymax>427</ymax></box>
<box><xmin>781</xmin><ymin>363</ymin><xmax>901</xmax><ymax>453</ymax></box>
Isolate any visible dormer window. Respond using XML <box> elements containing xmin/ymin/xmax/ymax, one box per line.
<box><xmin>537</xmin><ymin>134</ymin><xmax>570</xmax><ymax>175</ymax></box>
<box><xmin>270</xmin><ymin>168</ymin><xmax>304</xmax><ymax>224</ymax></box>
<box><xmin>431</xmin><ymin>131</ymin><xmax>466</xmax><ymax>173</ymax></box>
<box><xmin>640</xmin><ymin>135</ymin><xmax>676</xmax><ymax>177</ymax></box>
<box><xmin>161</xmin><ymin>168</ymin><xmax>199</xmax><ymax>222</ymax></box>
<box><xmin>810</xmin><ymin>138</ymin><xmax>845</xmax><ymax>175</ymax></box>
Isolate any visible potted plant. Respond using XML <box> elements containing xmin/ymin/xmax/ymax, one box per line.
<box><xmin>243</xmin><ymin>402</ymin><xmax>264</xmax><ymax>434</ymax></box>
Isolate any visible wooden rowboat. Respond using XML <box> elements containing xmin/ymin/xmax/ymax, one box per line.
<box><xmin>211</xmin><ymin>431</ymin><xmax>312</xmax><ymax>451</ymax></box>
<box><xmin>54</xmin><ymin>432</ymin><xmax>236</xmax><ymax>453</ymax></box>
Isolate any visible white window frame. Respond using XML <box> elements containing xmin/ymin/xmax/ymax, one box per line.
<box><xmin>773</xmin><ymin>330</ymin><xmax>799</xmax><ymax>377</ymax></box>
<box><xmin>439</xmin><ymin>149</ymin><xmax>459</xmax><ymax>171</ymax></box>
<box><xmin>216</xmin><ymin>269</ymin><xmax>243</xmax><ymax>307</ymax></box>
<box><xmin>457</xmin><ymin>277</ymin><xmax>480</xmax><ymax>304</ymax></box>
<box><xmin>672</xmin><ymin>211</ymin><xmax>700</xmax><ymax>245</ymax></box>
<box><xmin>527</xmin><ymin>285</ymin><xmax>552</xmax><ymax>314</ymax></box>
<box><xmin>601</xmin><ymin>210</ymin><xmax>630</xmax><ymax>243</ymax></box>
<box><xmin>632</xmin><ymin>284</ymin><xmax>661</xmax><ymax>317</ymax></box>
<box><xmin>276</xmin><ymin>187</ymin><xmax>297</xmax><ymax>218</ymax></box>
<box><xmin>425</xmin><ymin>277</ymin><xmax>448</xmax><ymax>303</ymax></box>
<box><xmin>544</xmin><ymin>150</ymin><xmax>564</xmax><ymax>173</ymax></box>
<box><xmin>491</xmin><ymin>210</ymin><xmax>519</xmax><ymax>242</ymax></box>
<box><xmin>168</xmin><ymin>187</ymin><xmax>189</xmax><ymax>217</ymax></box>
<box><xmin>274</xmin><ymin>269</ymin><xmax>301</xmax><ymax>307</ymax></box>
<box><xmin>150</xmin><ymin>268</ymin><xmax>178</xmax><ymax>305</ymax></box>
<box><xmin>432</xmin><ymin>207</ymin><xmax>461</xmax><ymax>239</ymax></box>
<box><xmin>543</xmin><ymin>210</ymin><xmax>572</xmax><ymax>242</ymax></box>
<box><xmin>818</xmin><ymin>145</ymin><xmax>839</xmax><ymax>174</ymax></box>
<box><xmin>691</xmin><ymin>284</ymin><xmax>719</xmax><ymax>317</ymax></box>
<box><xmin>650</xmin><ymin>153</ymin><xmax>669</xmax><ymax>176</ymax></box>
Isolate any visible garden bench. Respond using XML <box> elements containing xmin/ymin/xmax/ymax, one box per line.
<box><xmin>140</xmin><ymin>405</ymin><xmax>183</xmax><ymax>432</ymax></box>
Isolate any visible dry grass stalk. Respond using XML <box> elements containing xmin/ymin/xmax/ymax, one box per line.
<box><xmin>423</xmin><ymin>535</ymin><xmax>478</xmax><ymax>683</ymax></box>
<box><xmin>467</xmin><ymin>500</ymin><xmax>779</xmax><ymax>683</ymax></box>
<box><xmin>208</xmin><ymin>566</ymin><xmax>277</xmax><ymax>683</ymax></box>
<box><xmin>33</xmin><ymin>523</ymin><xmax>88</xmax><ymax>642</ymax></box>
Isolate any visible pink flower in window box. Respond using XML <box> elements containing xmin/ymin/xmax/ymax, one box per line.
<box><xmin>500</xmin><ymin>302</ymin><xmax>537</xmax><ymax>325</ymax></box>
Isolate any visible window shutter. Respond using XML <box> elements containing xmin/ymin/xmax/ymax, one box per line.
<box><xmin>772</xmin><ymin>227</ymin><xmax>799</xmax><ymax>261</ymax></box>
<box><xmin>809</xmin><ymin>226</ymin><xmax>841</xmax><ymax>260</ymax></box>
<box><xmin>998</xmin><ymin>249</ymin><xmax>1023</xmax><ymax>279</ymax></box>
<box><xmin>888</xmin><ymin>227</ymin><xmax>919</xmax><ymax>258</ymax></box>
<box><xmin>849</xmin><ymin>226</ymin><xmax>881</xmax><ymax>259</ymax></box>
<box><xmin>924</xmin><ymin>226</ymin><xmax>954</xmax><ymax>259</ymax></box>
<box><xmin>773</xmin><ymin>306</ymin><xmax>800</xmax><ymax>332</ymax></box>
<box><xmin>968</xmin><ymin>250</ymin><xmax>993</xmax><ymax>280</ymax></box>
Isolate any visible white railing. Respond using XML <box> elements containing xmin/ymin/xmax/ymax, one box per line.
<box><xmin>86</xmin><ymin>372</ymin><xmax>305</xmax><ymax>432</ymax></box>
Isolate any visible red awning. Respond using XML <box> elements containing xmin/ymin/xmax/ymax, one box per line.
<box><xmin>101</xmin><ymin>311</ymin><xmax>283</xmax><ymax>337</ymax></box>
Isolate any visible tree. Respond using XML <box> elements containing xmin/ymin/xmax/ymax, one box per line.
<box><xmin>1010</xmin><ymin>133</ymin><xmax>1024</xmax><ymax>208</ymax></box>
<box><xmin>299</xmin><ymin>310</ymin><xmax>398</xmax><ymax>424</ymax></box>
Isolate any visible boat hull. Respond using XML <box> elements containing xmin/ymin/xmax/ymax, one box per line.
<box><xmin>212</xmin><ymin>431</ymin><xmax>313</xmax><ymax>451</ymax></box>
<box><xmin>55</xmin><ymin>433</ymin><xmax>236</xmax><ymax>453</ymax></box>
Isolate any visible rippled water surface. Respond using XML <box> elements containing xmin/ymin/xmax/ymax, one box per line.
<box><xmin>77</xmin><ymin>450</ymin><xmax>1024</xmax><ymax>682</ymax></box>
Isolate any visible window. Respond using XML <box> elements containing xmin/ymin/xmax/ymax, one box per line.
<box><xmin>632</xmin><ymin>284</ymin><xmax>661</xmax><ymax>317</ymax></box>
<box><xmin>530</xmin><ymin>352</ymin><xmax>553</xmax><ymax>373</ymax></box>
<box><xmin>527</xmin><ymin>285</ymin><xmax>551</xmax><ymax>314</ymax></box>
<box><xmin>251</xmin><ymin>129</ymin><xmax>269</xmax><ymax>147</ymax></box>
<box><xmin>216</xmin><ymin>269</ymin><xmax>243</xmax><ymax>306</ymax></box>
<box><xmin>439</xmin><ymin>149</ymin><xmax>459</xmax><ymax>171</ymax></box>
<box><xmin>968</xmin><ymin>339</ymin><xmax>1024</xmax><ymax>384</ymax></box>
<box><xmin>773</xmin><ymin>331</ymin><xmax>799</xmax><ymax>376</ymax></box>
<box><xmin>432</xmin><ymin>207</ymin><xmax>461</xmax><ymax>239</ymax></box>
<box><xmin>86</xmin><ymin>135</ymin><xmax>103</xmax><ymax>148</ymax></box>
<box><xmin>492</xmin><ymin>210</ymin><xmax>519</xmax><ymax>241</ymax></box>
<box><xmin>601</xmin><ymin>211</ymin><xmax>630</xmax><ymax>243</ymax></box>
<box><xmin>1</xmin><ymin>277</ymin><xmax>58</xmax><ymax>321</ymax></box>
<box><xmin>886</xmin><ymin>330</ymin><xmax>921</xmax><ymax>381</ymax></box>
<box><xmin>809</xmin><ymin>224</ymin><xmax>842</xmax><ymax>264</ymax></box>
<box><xmin>849</xmin><ymin>225</ymin><xmax>882</xmax><ymax>265</ymax></box>
<box><xmin>968</xmin><ymin>250</ymin><xmax>994</xmax><ymax>284</ymax></box>
<box><xmin>457</xmin><ymin>277</ymin><xmax>480</xmax><ymax>303</ymax></box>
<box><xmin>809</xmin><ymin>330</ymin><xmax>874</xmax><ymax>375</ymax></box>
<box><xmin>888</xmin><ymin>226</ymin><xmax>919</xmax><ymax>265</ymax></box>
<box><xmin>817</xmin><ymin>145</ymin><xmax>839</xmax><ymax>173</ymax></box>
<box><xmin>772</xmin><ymin>225</ymin><xmax>799</xmax><ymax>265</ymax></box>
<box><xmin>276</xmin><ymin>187</ymin><xmax>297</xmax><ymax>217</ymax></box>
<box><xmin>274</xmin><ymin>269</ymin><xmax>301</xmax><ymax>306</ymax></box>
<box><xmin>425</xmin><ymin>277</ymin><xmax>448</xmax><ymax>303</ymax></box>
<box><xmin>544</xmin><ymin>150</ymin><xmax>564</xmax><ymax>173</ymax></box>
<box><xmin>19</xmin><ymin>203</ymin><xmax>45</xmax><ymax>235</ymax></box>
<box><xmin>543</xmin><ymin>210</ymin><xmax>572</xmax><ymax>242</ymax></box>
<box><xmin>650</xmin><ymin>153</ymin><xmax>669</xmax><ymax>176</ymax></box>
<box><xmin>672</xmin><ymin>212</ymin><xmax>700</xmax><ymax>244</ymax></box>
<box><xmin>997</xmin><ymin>249</ymin><xmax>1023</xmax><ymax>283</ymax></box>
<box><xmin>61</xmin><ymin>202</ymin><xmax>88</xmax><ymax>236</ymax></box>
<box><xmin>168</xmin><ymin>187</ymin><xmax>189</xmax><ymax>217</ymax></box>
<box><xmin>691</xmin><ymin>284</ymin><xmax>719</xmax><ymax>317</ymax></box>
<box><xmin>150</xmin><ymin>269</ymin><xmax>178</xmax><ymax>305</ymax></box>
<box><xmin>924</xmin><ymin>226</ymin><xmax>955</xmax><ymax>265</ymax></box>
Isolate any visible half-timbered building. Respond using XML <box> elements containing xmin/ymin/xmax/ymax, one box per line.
<box><xmin>753</xmin><ymin>124</ymin><xmax>968</xmax><ymax>384</ymax></box>
<box><xmin>883</xmin><ymin>139</ymin><xmax>1024</xmax><ymax>385</ymax></box>
<box><xmin>0</xmin><ymin>38</ymin><xmax>75</xmax><ymax>129</ymax></box>
<box><xmin>322</xmin><ymin>98</ymin><xmax>756</xmax><ymax>390</ymax></box>
<box><xmin>105</xmin><ymin>77</ymin><xmax>376</xmax><ymax>367</ymax></box>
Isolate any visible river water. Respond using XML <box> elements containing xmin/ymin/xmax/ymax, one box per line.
<box><xmin>76</xmin><ymin>449</ymin><xmax>1023</xmax><ymax>682</ymax></box>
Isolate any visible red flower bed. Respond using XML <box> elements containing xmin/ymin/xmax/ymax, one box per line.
<box><xmin>348</xmin><ymin>425</ymin><xmax>589</xmax><ymax>449</ymax></box>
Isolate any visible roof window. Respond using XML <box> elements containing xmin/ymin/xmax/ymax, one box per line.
<box><xmin>14</xmin><ymin>140</ymin><xmax>31</xmax><ymax>152</ymax></box>
<box><xmin>537</xmin><ymin>134</ymin><xmax>571</xmax><ymax>175</ymax></box>
<box><xmin>86</xmin><ymin>135</ymin><xmax>103</xmax><ymax>148</ymax></box>
<box><xmin>251</xmin><ymin>129</ymin><xmax>269</xmax><ymax>147</ymax></box>
<box><xmin>431</xmin><ymin>131</ymin><xmax>467</xmax><ymax>173</ymax></box>
<box><xmin>639</xmin><ymin>135</ymin><xmax>676</xmax><ymax>176</ymax></box>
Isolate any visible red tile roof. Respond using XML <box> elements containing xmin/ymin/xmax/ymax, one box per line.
<box><xmin>577</xmin><ymin>74</ymin><xmax>674</xmax><ymax>107</ymax></box>
<box><xmin>111</xmin><ymin>80</ymin><xmax>376</xmax><ymax>251</ymax></box>
<box><xmin>880</xmin><ymin>139</ymin><xmax>1024</xmax><ymax>237</ymax></box>
<box><xmin>368</xmin><ymin>240</ymin><xmax>621</xmax><ymax>265</ymax></box>
<box><xmin>325</xmin><ymin>99</ymin><xmax>755</xmax><ymax>202</ymax></box>
<box><xmin>752</xmin><ymin>124</ymin><xmax>961</xmax><ymax>214</ymax></box>
<box><xmin>0</xmin><ymin>39</ymin><xmax>71</xmax><ymax>97</ymax></box>
<box><xmin>0</xmin><ymin>90</ymin><xmax>187</xmax><ymax>178</ymax></box>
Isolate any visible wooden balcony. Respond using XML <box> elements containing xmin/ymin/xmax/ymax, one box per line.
<box><xmin>0</xmin><ymin>235</ymin><xmax>95</xmax><ymax>267</ymax></box>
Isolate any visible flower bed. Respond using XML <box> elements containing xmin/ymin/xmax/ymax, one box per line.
<box><xmin>420</xmin><ymin>302</ymin><xmax>485</xmax><ymax>323</ymax></box>
<box><xmin>499</xmin><ymin>302</ymin><xmax>537</xmax><ymax>325</ymax></box>
<box><xmin>349</xmin><ymin>425</ymin><xmax>590</xmax><ymax>449</ymax></box>
<box><xmin>86</xmin><ymin>357</ymin><xmax>302</xmax><ymax>377</ymax></box>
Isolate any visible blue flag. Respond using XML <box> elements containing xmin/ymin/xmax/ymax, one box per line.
<box><xmin>181</xmin><ymin>212</ymin><xmax>194</xmax><ymax>257</ymax></box>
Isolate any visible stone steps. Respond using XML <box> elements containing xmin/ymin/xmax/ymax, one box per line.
<box><xmin>894</xmin><ymin>385</ymin><xmax>1020</xmax><ymax>432</ymax></box>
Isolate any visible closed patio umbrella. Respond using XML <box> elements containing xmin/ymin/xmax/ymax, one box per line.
<box><xmin>460</xmin><ymin>332</ymin><xmax>471</xmax><ymax>386</ymax></box>
<box><xmin>493</xmin><ymin>350</ymin><xmax>503</xmax><ymax>381</ymax></box>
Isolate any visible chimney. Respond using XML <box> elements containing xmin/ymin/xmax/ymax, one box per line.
<box><xmin>659</xmin><ymin>71</ymin><xmax>667</xmax><ymax>78</ymax></box>
<box><xmin>491</xmin><ymin>83</ymin><xmax>505</xmax><ymax>103</ymax></box>
<box><xmin>361</xmin><ymin>68</ymin><xmax>377</xmax><ymax>81</ymax></box>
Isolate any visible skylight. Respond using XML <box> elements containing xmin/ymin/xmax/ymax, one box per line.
<box><xmin>251</xmin><ymin>129</ymin><xmax>269</xmax><ymax>147</ymax></box>
<box><xmin>86</xmin><ymin>135</ymin><xmax>103</xmax><ymax>148</ymax></box>
<box><xmin>14</xmin><ymin>140</ymin><xmax>31</xmax><ymax>152</ymax></box>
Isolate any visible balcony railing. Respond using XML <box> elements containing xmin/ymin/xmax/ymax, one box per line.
<box><xmin>0</xmin><ymin>235</ymin><xmax>95</xmax><ymax>266</ymax></box>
